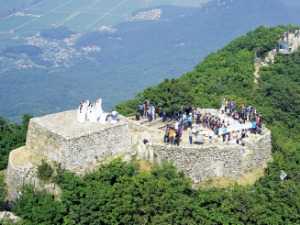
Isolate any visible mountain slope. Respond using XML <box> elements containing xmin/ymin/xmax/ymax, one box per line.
<box><xmin>2</xmin><ymin>0</ymin><xmax>300</xmax><ymax>120</ymax></box>
<box><xmin>116</xmin><ymin>26</ymin><xmax>287</xmax><ymax>113</ymax></box>
<box><xmin>7</xmin><ymin>25</ymin><xmax>300</xmax><ymax>225</ymax></box>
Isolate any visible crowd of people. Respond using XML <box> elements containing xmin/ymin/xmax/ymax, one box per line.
<box><xmin>220</xmin><ymin>99</ymin><xmax>262</xmax><ymax>126</ymax></box>
<box><xmin>136</xmin><ymin>101</ymin><xmax>194</xmax><ymax>123</ymax></box>
<box><xmin>136</xmin><ymin>100</ymin><xmax>161</xmax><ymax>122</ymax></box>
<box><xmin>136</xmin><ymin>99</ymin><xmax>264</xmax><ymax>146</ymax></box>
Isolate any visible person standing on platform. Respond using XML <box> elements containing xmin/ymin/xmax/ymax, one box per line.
<box><xmin>188</xmin><ymin>127</ymin><xmax>193</xmax><ymax>144</ymax></box>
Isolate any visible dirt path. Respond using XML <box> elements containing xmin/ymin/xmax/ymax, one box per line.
<box><xmin>254</xmin><ymin>49</ymin><xmax>277</xmax><ymax>84</ymax></box>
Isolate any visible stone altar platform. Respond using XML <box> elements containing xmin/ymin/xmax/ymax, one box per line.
<box><xmin>6</xmin><ymin>110</ymin><xmax>132</xmax><ymax>200</ymax></box>
<box><xmin>26</xmin><ymin>110</ymin><xmax>132</xmax><ymax>172</ymax></box>
<box><xmin>6</xmin><ymin>108</ymin><xmax>273</xmax><ymax>200</ymax></box>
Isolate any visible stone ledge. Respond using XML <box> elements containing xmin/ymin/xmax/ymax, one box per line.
<box><xmin>138</xmin><ymin>126</ymin><xmax>272</xmax><ymax>184</ymax></box>
<box><xmin>28</xmin><ymin>110</ymin><xmax>129</xmax><ymax>140</ymax></box>
<box><xmin>8</xmin><ymin>147</ymin><xmax>42</xmax><ymax>168</ymax></box>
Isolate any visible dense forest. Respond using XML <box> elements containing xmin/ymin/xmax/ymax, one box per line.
<box><xmin>0</xmin><ymin>173</ymin><xmax>5</xmax><ymax>209</ymax></box>
<box><xmin>0</xmin><ymin>115</ymin><xmax>29</xmax><ymax>215</ymax></box>
<box><xmin>0</xmin><ymin>26</ymin><xmax>300</xmax><ymax>224</ymax></box>
<box><xmin>0</xmin><ymin>115</ymin><xmax>30</xmax><ymax>170</ymax></box>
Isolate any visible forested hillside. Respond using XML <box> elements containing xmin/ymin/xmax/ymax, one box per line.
<box><xmin>0</xmin><ymin>115</ymin><xmax>30</xmax><ymax>170</ymax></box>
<box><xmin>1</xmin><ymin>26</ymin><xmax>300</xmax><ymax>224</ymax></box>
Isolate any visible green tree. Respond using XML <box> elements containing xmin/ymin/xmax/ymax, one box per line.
<box><xmin>0</xmin><ymin>115</ymin><xmax>31</xmax><ymax>170</ymax></box>
<box><xmin>37</xmin><ymin>160</ymin><xmax>54</xmax><ymax>182</ymax></box>
<box><xmin>0</xmin><ymin>173</ymin><xmax>6</xmax><ymax>209</ymax></box>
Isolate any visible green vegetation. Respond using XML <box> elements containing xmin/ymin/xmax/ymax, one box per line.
<box><xmin>117</xmin><ymin>26</ymin><xmax>293</xmax><ymax>114</ymax></box>
<box><xmin>13</xmin><ymin>159</ymin><xmax>300</xmax><ymax>225</ymax></box>
<box><xmin>1</xmin><ymin>25</ymin><xmax>300</xmax><ymax>224</ymax></box>
<box><xmin>37</xmin><ymin>160</ymin><xmax>54</xmax><ymax>182</ymax></box>
<box><xmin>0</xmin><ymin>115</ymin><xmax>31</xmax><ymax>170</ymax></box>
<box><xmin>0</xmin><ymin>173</ymin><xmax>6</xmax><ymax>209</ymax></box>
<box><xmin>116</xmin><ymin>25</ymin><xmax>299</xmax><ymax>224</ymax></box>
<box><xmin>14</xmin><ymin>161</ymin><xmax>200</xmax><ymax>225</ymax></box>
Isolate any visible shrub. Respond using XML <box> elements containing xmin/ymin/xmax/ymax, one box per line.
<box><xmin>0</xmin><ymin>115</ymin><xmax>31</xmax><ymax>170</ymax></box>
<box><xmin>0</xmin><ymin>173</ymin><xmax>6</xmax><ymax>209</ymax></box>
<box><xmin>37</xmin><ymin>160</ymin><xmax>54</xmax><ymax>182</ymax></box>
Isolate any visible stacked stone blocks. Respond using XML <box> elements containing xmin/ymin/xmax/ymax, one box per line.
<box><xmin>6</xmin><ymin>109</ymin><xmax>272</xmax><ymax>200</ymax></box>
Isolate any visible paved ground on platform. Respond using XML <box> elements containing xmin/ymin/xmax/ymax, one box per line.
<box><xmin>134</xmin><ymin>115</ymin><xmax>260</xmax><ymax>147</ymax></box>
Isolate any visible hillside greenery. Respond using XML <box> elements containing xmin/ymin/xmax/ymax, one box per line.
<box><xmin>1</xmin><ymin>25</ymin><xmax>300</xmax><ymax>224</ymax></box>
<box><xmin>116</xmin><ymin>26</ymin><xmax>295</xmax><ymax>114</ymax></box>
<box><xmin>0</xmin><ymin>115</ymin><xmax>31</xmax><ymax>170</ymax></box>
<box><xmin>37</xmin><ymin>160</ymin><xmax>54</xmax><ymax>182</ymax></box>
<box><xmin>0</xmin><ymin>173</ymin><xmax>6</xmax><ymax>209</ymax></box>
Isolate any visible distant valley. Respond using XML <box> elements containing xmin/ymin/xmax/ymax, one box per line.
<box><xmin>1</xmin><ymin>0</ymin><xmax>300</xmax><ymax>120</ymax></box>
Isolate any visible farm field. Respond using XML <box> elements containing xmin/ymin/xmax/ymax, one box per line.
<box><xmin>0</xmin><ymin>0</ymin><xmax>208</xmax><ymax>35</ymax></box>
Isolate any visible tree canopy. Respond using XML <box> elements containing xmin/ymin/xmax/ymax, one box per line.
<box><xmin>0</xmin><ymin>115</ymin><xmax>31</xmax><ymax>170</ymax></box>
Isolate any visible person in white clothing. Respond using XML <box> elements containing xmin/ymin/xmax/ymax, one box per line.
<box><xmin>95</xmin><ymin>98</ymin><xmax>104</xmax><ymax>122</ymax></box>
<box><xmin>77</xmin><ymin>101</ymin><xmax>86</xmax><ymax>123</ymax></box>
<box><xmin>86</xmin><ymin>102</ymin><xmax>94</xmax><ymax>122</ymax></box>
<box><xmin>220</xmin><ymin>98</ymin><xmax>226</xmax><ymax>113</ymax></box>
<box><xmin>90</xmin><ymin>104</ymin><xmax>99</xmax><ymax>123</ymax></box>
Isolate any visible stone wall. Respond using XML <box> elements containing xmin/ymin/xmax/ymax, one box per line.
<box><xmin>26</xmin><ymin>117</ymin><xmax>132</xmax><ymax>173</ymax></box>
<box><xmin>5</xmin><ymin>110</ymin><xmax>273</xmax><ymax>200</ymax></box>
<box><xmin>6</xmin><ymin>111</ymin><xmax>134</xmax><ymax>200</ymax></box>
<box><xmin>26</xmin><ymin>121</ymin><xmax>65</xmax><ymax>165</ymax></box>
<box><xmin>6</xmin><ymin>147</ymin><xmax>41</xmax><ymax>200</ymax></box>
<box><xmin>127</xmin><ymin>119</ymin><xmax>162</xmax><ymax>162</ymax></box>
<box><xmin>63</xmin><ymin>124</ymin><xmax>132</xmax><ymax>172</ymax></box>
<box><xmin>143</xmin><ymin>128</ymin><xmax>272</xmax><ymax>184</ymax></box>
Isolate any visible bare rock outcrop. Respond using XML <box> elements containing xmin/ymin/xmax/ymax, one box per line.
<box><xmin>0</xmin><ymin>211</ymin><xmax>21</xmax><ymax>224</ymax></box>
<box><xmin>254</xmin><ymin>30</ymin><xmax>300</xmax><ymax>84</ymax></box>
